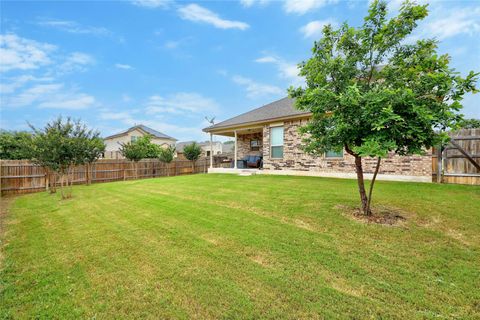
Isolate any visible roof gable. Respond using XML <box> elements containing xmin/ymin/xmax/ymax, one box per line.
<box><xmin>104</xmin><ymin>124</ymin><xmax>177</xmax><ymax>141</ymax></box>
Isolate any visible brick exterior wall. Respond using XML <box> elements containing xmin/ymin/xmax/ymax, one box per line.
<box><xmin>256</xmin><ymin>119</ymin><xmax>432</xmax><ymax>177</ymax></box>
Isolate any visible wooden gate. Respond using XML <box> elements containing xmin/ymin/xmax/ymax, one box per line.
<box><xmin>432</xmin><ymin>128</ymin><xmax>480</xmax><ymax>185</ymax></box>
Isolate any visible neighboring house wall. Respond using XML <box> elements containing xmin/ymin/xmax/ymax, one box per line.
<box><xmin>202</xmin><ymin>142</ymin><xmax>223</xmax><ymax>156</ymax></box>
<box><xmin>259</xmin><ymin>119</ymin><xmax>432</xmax><ymax>177</ymax></box>
<box><xmin>104</xmin><ymin>128</ymin><xmax>175</xmax><ymax>159</ymax></box>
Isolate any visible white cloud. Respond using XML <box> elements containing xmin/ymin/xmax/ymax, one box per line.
<box><xmin>99</xmin><ymin>109</ymin><xmax>206</xmax><ymax>141</ymax></box>
<box><xmin>59</xmin><ymin>52</ymin><xmax>95</xmax><ymax>73</ymax></box>
<box><xmin>36</xmin><ymin>19</ymin><xmax>112</xmax><ymax>37</ymax></box>
<box><xmin>38</xmin><ymin>93</ymin><xmax>95</xmax><ymax>110</ymax></box>
<box><xmin>0</xmin><ymin>75</ymin><xmax>53</xmax><ymax>94</ymax></box>
<box><xmin>122</xmin><ymin>94</ymin><xmax>132</xmax><ymax>102</ymax></box>
<box><xmin>423</xmin><ymin>6</ymin><xmax>480</xmax><ymax>40</ymax></box>
<box><xmin>178</xmin><ymin>4</ymin><xmax>249</xmax><ymax>30</ymax></box>
<box><xmin>0</xmin><ymin>34</ymin><xmax>56</xmax><ymax>72</ymax></box>
<box><xmin>115</xmin><ymin>63</ymin><xmax>134</xmax><ymax>70</ymax></box>
<box><xmin>300</xmin><ymin>19</ymin><xmax>338</xmax><ymax>39</ymax></box>
<box><xmin>240</xmin><ymin>0</ymin><xmax>270</xmax><ymax>8</ymax></box>
<box><xmin>145</xmin><ymin>92</ymin><xmax>219</xmax><ymax>115</ymax></box>
<box><xmin>255</xmin><ymin>56</ymin><xmax>277</xmax><ymax>63</ymax></box>
<box><xmin>232</xmin><ymin>75</ymin><xmax>283</xmax><ymax>98</ymax></box>
<box><xmin>0</xmin><ymin>33</ymin><xmax>97</xmax><ymax>111</ymax></box>
<box><xmin>255</xmin><ymin>54</ymin><xmax>303</xmax><ymax>86</ymax></box>
<box><xmin>131</xmin><ymin>0</ymin><xmax>172</xmax><ymax>9</ymax></box>
<box><xmin>283</xmin><ymin>0</ymin><xmax>338</xmax><ymax>15</ymax></box>
<box><xmin>5</xmin><ymin>83</ymin><xmax>95</xmax><ymax>110</ymax></box>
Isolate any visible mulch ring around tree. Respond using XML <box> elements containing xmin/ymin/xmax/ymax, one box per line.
<box><xmin>336</xmin><ymin>204</ymin><xmax>407</xmax><ymax>227</ymax></box>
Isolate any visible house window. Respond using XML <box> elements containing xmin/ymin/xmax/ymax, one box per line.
<box><xmin>131</xmin><ymin>136</ymin><xmax>139</xmax><ymax>143</ymax></box>
<box><xmin>325</xmin><ymin>149</ymin><xmax>343</xmax><ymax>158</ymax></box>
<box><xmin>206</xmin><ymin>151</ymin><xmax>211</xmax><ymax>157</ymax></box>
<box><xmin>270</xmin><ymin>126</ymin><xmax>284</xmax><ymax>158</ymax></box>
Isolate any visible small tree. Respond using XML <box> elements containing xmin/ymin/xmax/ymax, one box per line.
<box><xmin>119</xmin><ymin>135</ymin><xmax>159</xmax><ymax>179</ymax></box>
<box><xmin>183</xmin><ymin>142</ymin><xmax>202</xmax><ymax>172</ymax></box>
<box><xmin>30</xmin><ymin>117</ymin><xmax>104</xmax><ymax>198</ymax></box>
<box><xmin>0</xmin><ymin>130</ymin><xmax>33</xmax><ymax>160</ymax></box>
<box><xmin>158</xmin><ymin>145</ymin><xmax>176</xmax><ymax>176</ymax></box>
<box><xmin>30</xmin><ymin>117</ymin><xmax>76</xmax><ymax>198</ymax></box>
<box><xmin>289</xmin><ymin>0</ymin><xmax>478</xmax><ymax>215</ymax></box>
<box><xmin>138</xmin><ymin>135</ymin><xmax>161</xmax><ymax>159</ymax></box>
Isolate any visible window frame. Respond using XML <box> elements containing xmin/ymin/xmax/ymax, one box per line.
<box><xmin>270</xmin><ymin>126</ymin><xmax>284</xmax><ymax>159</ymax></box>
<box><xmin>324</xmin><ymin>149</ymin><xmax>344</xmax><ymax>159</ymax></box>
<box><xmin>131</xmin><ymin>136</ymin><xmax>139</xmax><ymax>143</ymax></box>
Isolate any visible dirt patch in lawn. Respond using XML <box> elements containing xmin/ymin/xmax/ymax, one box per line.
<box><xmin>336</xmin><ymin>205</ymin><xmax>407</xmax><ymax>227</ymax></box>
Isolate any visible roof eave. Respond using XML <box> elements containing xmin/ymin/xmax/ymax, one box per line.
<box><xmin>203</xmin><ymin>112</ymin><xmax>312</xmax><ymax>133</ymax></box>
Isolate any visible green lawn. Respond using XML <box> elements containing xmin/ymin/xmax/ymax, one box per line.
<box><xmin>1</xmin><ymin>174</ymin><xmax>479</xmax><ymax>319</ymax></box>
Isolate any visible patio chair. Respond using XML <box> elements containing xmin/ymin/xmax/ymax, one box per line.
<box><xmin>246</xmin><ymin>155</ymin><xmax>262</xmax><ymax>168</ymax></box>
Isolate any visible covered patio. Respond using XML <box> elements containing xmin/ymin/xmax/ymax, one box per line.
<box><xmin>206</xmin><ymin>126</ymin><xmax>264</xmax><ymax>170</ymax></box>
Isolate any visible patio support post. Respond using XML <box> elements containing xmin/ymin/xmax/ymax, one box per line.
<box><xmin>234</xmin><ymin>130</ymin><xmax>238</xmax><ymax>169</ymax></box>
<box><xmin>209</xmin><ymin>133</ymin><xmax>213</xmax><ymax>169</ymax></box>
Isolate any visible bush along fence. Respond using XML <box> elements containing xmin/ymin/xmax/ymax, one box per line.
<box><xmin>0</xmin><ymin>158</ymin><xmax>209</xmax><ymax>196</ymax></box>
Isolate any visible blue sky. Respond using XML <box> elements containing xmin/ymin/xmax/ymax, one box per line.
<box><xmin>1</xmin><ymin>0</ymin><xmax>479</xmax><ymax>141</ymax></box>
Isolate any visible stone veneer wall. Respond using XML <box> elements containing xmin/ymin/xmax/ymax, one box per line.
<box><xmin>261</xmin><ymin>119</ymin><xmax>432</xmax><ymax>177</ymax></box>
<box><xmin>237</xmin><ymin>132</ymin><xmax>263</xmax><ymax>159</ymax></box>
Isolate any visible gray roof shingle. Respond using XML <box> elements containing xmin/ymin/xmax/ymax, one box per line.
<box><xmin>104</xmin><ymin>124</ymin><xmax>177</xmax><ymax>140</ymax></box>
<box><xmin>203</xmin><ymin>97</ymin><xmax>310</xmax><ymax>131</ymax></box>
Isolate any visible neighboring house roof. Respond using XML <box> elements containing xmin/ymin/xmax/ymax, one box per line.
<box><xmin>104</xmin><ymin>124</ymin><xmax>177</xmax><ymax>141</ymax></box>
<box><xmin>176</xmin><ymin>141</ymin><xmax>223</xmax><ymax>153</ymax></box>
<box><xmin>222</xmin><ymin>142</ymin><xmax>234</xmax><ymax>154</ymax></box>
<box><xmin>203</xmin><ymin>97</ymin><xmax>311</xmax><ymax>132</ymax></box>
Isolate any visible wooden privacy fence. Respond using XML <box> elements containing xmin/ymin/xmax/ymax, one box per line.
<box><xmin>0</xmin><ymin>158</ymin><xmax>209</xmax><ymax>196</ymax></box>
<box><xmin>432</xmin><ymin>128</ymin><xmax>480</xmax><ymax>185</ymax></box>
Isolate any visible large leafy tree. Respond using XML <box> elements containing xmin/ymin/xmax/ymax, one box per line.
<box><xmin>289</xmin><ymin>0</ymin><xmax>478</xmax><ymax>215</ymax></box>
<box><xmin>0</xmin><ymin>130</ymin><xmax>33</xmax><ymax>160</ymax></box>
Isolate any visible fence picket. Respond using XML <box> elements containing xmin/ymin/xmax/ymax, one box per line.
<box><xmin>0</xmin><ymin>158</ymin><xmax>209</xmax><ymax>196</ymax></box>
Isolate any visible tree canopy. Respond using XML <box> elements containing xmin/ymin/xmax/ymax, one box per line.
<box><xmin>183</xmin><ymin>142</ymin><xmax>202</xmax><ymax>170</ymax></box>
<box><xmin>0</xmin><ymin>130</ymin><xmax>33</xmax><ymax>160</ymax></box>
<box><xmin>459</xmin><ymin>118</ymin><xmax>480</xmax><ymax>129</ymax></box>
<box><xmin>158</xmin><ymin>145</ymin><xmax>176</xmax><ymax>164</ymax></box>
<box><xmin>289</xmin><ymin>0</ymin><xmax>478</xmax><ymax>215</ymax></box>
<box><xmin>119</xmin><ymin>135</ymin><xmax>159</xmax><ymax>162</ymax></box>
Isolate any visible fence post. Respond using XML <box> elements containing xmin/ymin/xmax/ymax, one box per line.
<box><xmin>45</xmin><ymin>167</ymin><xmax>49</xmax><ymax>191</ymax></box>
<box><xmin>123</xmin><ymin>161</ymin><xmax>126</xmax><ymax>181</ymax></box>
<box><xmin>436</xmin><ymin>146</ymin><xmax>442</xmax><ymax>183</ymax></box>
<box><xmin>0</xmin><ymin>160</ymin><xmax>2</xmax><ymax>197</ymax></box>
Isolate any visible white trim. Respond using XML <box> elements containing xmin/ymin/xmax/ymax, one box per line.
<box><xmin>234</xmin><ymin>130</ymin><xmax>238</xmax><ymax>169</ymax></box>
<box><xmin>269</xmin><ymin>122</ymin><xmax>284</xmax><ymax>127</ymax></box>
<box><xmin>207</xmin><ymin>167</ymin><xmax>431</xmax><ymax>183</ymax></box>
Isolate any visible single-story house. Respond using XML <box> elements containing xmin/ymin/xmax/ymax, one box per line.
<box><xmin>203</xmin><ymin>97</ymin><xmax>432</xmax><ymax>182</ymax></box>
<box><xmin>103</xmin><ymin>124</ymin><xmax>177</xmax><ymax>159</ymax></box>
<box><xmin>176</xmin><ymin>141</ymin><xmax>223</xmax><ymax>160</ymax></box>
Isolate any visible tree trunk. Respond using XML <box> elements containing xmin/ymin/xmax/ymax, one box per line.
<box><xmin>86</xmin><ymin>163</ymin><xmax>90</xmax><ymax>185</ymax></box>
<box><xmin>354</xmin><ymin>155</ymin><xmax>369</xmax><ymax>215</ymax></box>
<box><xmin>60</xmin><ymin>173</ymin><xmax>65</xmax><ymax>199</ymax></box>
<box><xmin>50</xmin><ymin>171</ymin><xmax>57</xmax><ymax>194</ymax></box>
<box><xmin>366</xmin><ymin>157</ymin><xmax>381</xmax><ymax>215</ymax></box>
